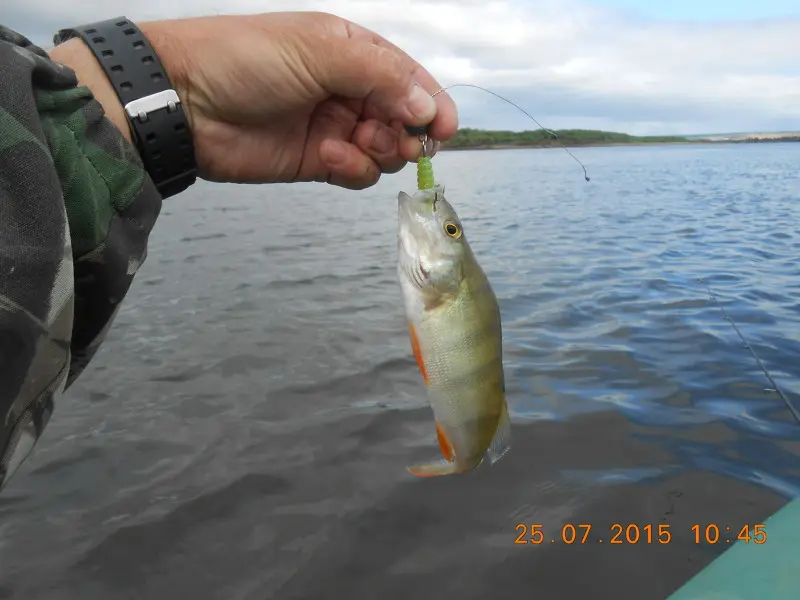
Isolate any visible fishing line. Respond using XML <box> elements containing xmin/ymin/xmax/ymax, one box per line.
<box><xmin>699</xmin><ymin>278</ymin><xmax>800</xmax><ymax>425</ymax></box>
<box><xmin>431</xmin><ymin>84</ymin><xmax>591</xmax><ymax>182</ymax></box>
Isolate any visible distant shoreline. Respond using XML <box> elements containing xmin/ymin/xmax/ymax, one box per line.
<box><xmin>440</xmin><ymin>138</ymin><xmax>800</xmax><ymax>151</ymax></box>
<box><xmin>438</xmin><ymin>128</ymin><xmax>800</xmax><ymax>151</ymax></box>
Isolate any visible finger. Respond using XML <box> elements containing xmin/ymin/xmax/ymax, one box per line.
<box><xmin>309</xmin><ymin>34</ymin><xmax>456</xmax><ymax>138</ymax></box>
<box><xmin>301</xmin><ymin>98</ymin><xmax>381</xmax><ymax>188</ymax></box>
<box><xmin>344</xmin><ymin>23</ymin><xmax>459</xmax><ymax>142</ymax></box>
<box><xmin>398</xmin><ymin>129</ymin><xmax>423</xmax><ymax>163</ymax></box>
<box><xmin>351</xmin><ymin>119</ymin><xmax>406</xmax><ymax>175</ymax></box>
<box><xmin>320</xmin><ymin>139</ymin><xmax>382</xmax><ymax>190</ymax></box>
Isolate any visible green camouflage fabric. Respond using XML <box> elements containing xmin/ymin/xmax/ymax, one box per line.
<box><xmin>0</xmin><ymin>25</ymin><xmax>162</xmax><ymax>491</ymax></box>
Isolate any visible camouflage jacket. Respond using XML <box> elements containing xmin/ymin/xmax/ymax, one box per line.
<box><xmin>0</xmin><ymin>25</ymin><xmax>162</xmax><ymax>491</ymax></box>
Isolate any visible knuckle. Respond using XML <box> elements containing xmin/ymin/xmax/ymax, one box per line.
<box><xmin>316</xmin><ymin>100</ymin><xmax>358</xmax><ymax>127</ymax></box>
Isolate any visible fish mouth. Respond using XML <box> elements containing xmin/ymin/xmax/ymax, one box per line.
<box><xmin>398</xmin><ymin>189</ymin><xmax>436</xmax><ymax>220</ymax></box>
<box><xmin>397</xmin><ymin>191</ymin><xmax>416</xmax><ymax>219</ymax></box>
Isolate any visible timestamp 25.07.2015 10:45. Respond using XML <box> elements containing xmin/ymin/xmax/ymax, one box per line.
<box><xmin>514</xmin><ymin>523</ymin><xmax>768</xmax><ymax>545</ymax></box>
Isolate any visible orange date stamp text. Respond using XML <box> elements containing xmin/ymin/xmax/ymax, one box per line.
<box><xmin>514</xmin><ymin>523</ymin><xmax>767</xmax><ymax>545</ymax></box>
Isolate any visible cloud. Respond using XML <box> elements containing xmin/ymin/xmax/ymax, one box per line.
<box><xmin>5</xmin><ymin>0</ymin><xmax>800</xmax><ymax>134</ymax></box>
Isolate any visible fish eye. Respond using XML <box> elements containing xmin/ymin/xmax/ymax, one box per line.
<box><xmin>444</xmin><ymin>222</ymin><xmax>462</xmax><ymax>238</ymax></box>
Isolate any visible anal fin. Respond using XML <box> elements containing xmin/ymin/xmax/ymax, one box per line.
<box><xmin>407</xmin><ymin>459</ymin><xmax>459</xmax><ymax>477</ymax></box>
<box><xmin>486</xmin><ymin>402</ymin><xmax>512</xmax><ymax>465</ymax></box>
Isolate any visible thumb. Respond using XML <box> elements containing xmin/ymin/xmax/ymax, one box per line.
<box><xmin>308</xmin><ymin>37</ymin><xmax>438</xmax><ymax>127</ymax></box>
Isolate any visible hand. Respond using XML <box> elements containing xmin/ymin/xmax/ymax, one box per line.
<box><xmin>132</xmin><ymin>12</ymin><xmax>458</xmax><ymax>190</ymax></box>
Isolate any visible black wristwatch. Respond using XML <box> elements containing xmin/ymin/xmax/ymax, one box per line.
<box><xmin>54</xmin><ymin>17</ymin><xmax>197</xmax><ymax>198</ymax></box>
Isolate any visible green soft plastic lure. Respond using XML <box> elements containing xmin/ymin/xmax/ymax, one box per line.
<box><xmin>404</xmin><ymin>124</ymin><xmax>437</xmax><ymax>190</ymax></box>
<box><xmin>417</xmin><ymin>155</ymin><xmax>435</xmax><ymax>190</ymax></box>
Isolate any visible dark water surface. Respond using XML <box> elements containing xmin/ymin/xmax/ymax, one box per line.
<box><xmin>2</xmin><ymin>143</ymin><xmax>800</xmax><ymax>599</ymax></box>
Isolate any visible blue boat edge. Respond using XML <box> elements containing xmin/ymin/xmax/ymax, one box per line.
<box><xmin>667</xmin><ymin>498</ymin><xmax>800</xmax><ymax>600</ymax></box>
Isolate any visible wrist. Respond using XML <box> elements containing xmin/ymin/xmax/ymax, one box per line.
<box><xmin>49</xmin><ymin>20</ymin><xmax>196</xmax><ymax>138</ymax></box>
<box><xmin>50</xmin><ymin>18</ymin><xmax>198</xmax><ymax>198</ymax></box>
<box><xmin>49</xmin><ymin>38</ymin><xmax>133</xmax><ymax>143</ymax></box>
<box><xmin>137</xmin><ymin>20</ymin><xmax>195</xmax><ymax>132</ymax></box>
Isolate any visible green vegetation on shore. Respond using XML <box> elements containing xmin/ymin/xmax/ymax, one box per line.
<box><xmin>440</xmin><ymin>128</ymin><xmax>800</xmax><ymax>150</ymax></box>
<box><xmin>442</xmin><ymin>128</ymin><xmax>689</xmax><ymax>149</ymax></box>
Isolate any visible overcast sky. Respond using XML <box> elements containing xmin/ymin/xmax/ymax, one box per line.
<box><xmin>5</xmin><ymin>0</ymin><xmax>800</xmax><ymax>135</ymax></box>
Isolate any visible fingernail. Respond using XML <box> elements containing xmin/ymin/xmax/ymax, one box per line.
<box><xmin>371</xmin><ymin>127</ymin><xmax>395</xmax><ymax>154</ymax></box>
<box><xmin>325</xmin><ymin>140</ymin><xmax>348</xmax><ymax>165</ymax></box>
<box><xmin>406</xmin><ymin>84</ymin><xmax>436</xmax><ymax>123</ymax></box>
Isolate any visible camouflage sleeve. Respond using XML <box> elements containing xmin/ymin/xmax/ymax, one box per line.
<box><xmin>0</xmin><ymin>25</ymin><xmax>162</xmax><ymax>490</ymax></box>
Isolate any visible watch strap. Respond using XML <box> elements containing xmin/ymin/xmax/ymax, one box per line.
<box><xmin>54</xmin><ymin>17</ymin><xmax>197</xmax><ymax>198</ymax></box>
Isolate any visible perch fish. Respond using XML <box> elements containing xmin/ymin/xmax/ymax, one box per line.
<box><xmin>397</xmin><ymin>181</ymin><xmax>511</xmax><ymax>477</ymax></box>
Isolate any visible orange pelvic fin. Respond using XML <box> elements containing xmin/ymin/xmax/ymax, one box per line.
<box><xmin>408</xmin><ymin>323</ymin><xmax>429</xmax><ymax>385</ymax></box>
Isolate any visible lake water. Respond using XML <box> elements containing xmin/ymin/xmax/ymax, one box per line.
<box><xmin>1</xmin><ymin>143</ymin><xmax>799</xmax><ymax>599</ymax></box>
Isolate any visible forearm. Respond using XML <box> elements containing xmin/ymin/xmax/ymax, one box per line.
<box><xmin>0</xmin><ymin>24</ymin><xmax>161</xmax><ymax>490</ymax></box>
